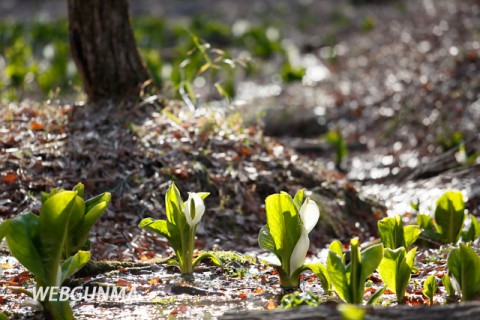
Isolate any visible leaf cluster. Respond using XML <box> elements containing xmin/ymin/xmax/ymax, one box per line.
<box><xmin>0</xmin><ymin>183</ymin><xmax>109</xmax><ymax>319</ymax></box>
<box><xmin>418</xmin><ymin>191</ymin><xmax>479</xmax><ymax>244</ymax></box>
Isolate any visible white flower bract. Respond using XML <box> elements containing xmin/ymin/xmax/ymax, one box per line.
<box><xmin>184</xmin><ymin>192</ymin><xmax>206</xmax><ymax>227</ymax></box>
<box><xmin>289</xmin><ymin>197</ymin><xmax>320</xmax><ymax>276</ymax></box>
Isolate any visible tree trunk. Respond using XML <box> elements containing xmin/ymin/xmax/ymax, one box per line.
<box><xmin>67</xmin><ymin>0</ymin><xmax>150</xmax><ymax>102</ymax></box>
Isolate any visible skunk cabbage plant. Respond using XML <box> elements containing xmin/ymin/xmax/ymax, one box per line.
<box><xmin>139</xmin><ymin>182</ymin><xmax>220</xmax><ymax>274</ymax></box>
<box><xmin>377</xmin><ymin>215</ymin><xmax>421</xmax><ymax>250</ymax></box>
<box><xmin>258</xmin><ymin>189</ymin><xmax>329</xmax><ymax>290</ymax></box>
<box><xmin>327</xmin><ymin>238</ymin><xmax>384</xmax><ymax>304</ymax></box>
<box><xmin>378</xmin><ymin>246</ymin><xmax>417</xmax><ymax>304</ymax></box>
<box><xmin>0</xmin><ymin>185</ymin><xmax>102</xmax><ymax>320</ymax></box>
<box><xmin>447</xmin><ymin>243</ymin><xmax>480</xmax><ymax>301</ymax></box>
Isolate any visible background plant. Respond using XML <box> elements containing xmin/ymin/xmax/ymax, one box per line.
<box><xmin>422</xmin><ymin>275</ymin><xmax>437</xmax><ymax>306</ymax></box>
<box><xmin>327</xmin><ymin>238</ymin><xmax>384</xmax><ymax>304</ymax></box>
<box><xmin>417</xmin><ymin>190</ymin><xmax>470</xmax><ymax>244</ymax></box>
<box><xmin>139</xmin><ymin>182</ymin><xmax>220</xmax><ymax>275</ymax></box>
<box><xmin>447</xmin><ymin>243</ymin><xmax>480</xmax><ymax>301</ymax></box>
<box><xmin>378</xmin><ymin>215</ymin><xmax>421</xmax><ymax>250</ymax></box>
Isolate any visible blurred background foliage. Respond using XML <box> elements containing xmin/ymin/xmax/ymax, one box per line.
<box><xmin>0</xmin><ymin>15</ymin><xmax>305</xmax><ymax>102</ymax></box>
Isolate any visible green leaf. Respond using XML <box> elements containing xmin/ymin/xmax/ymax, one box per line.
<box><xmin>71</xmin><ymin>199</ymin><xmax>108</xmax><ymax>253</ymax></box>
<box><xmin>258</xmin><ymin>225</ymin><xmax>277</xmax><ymax>256</ymax></box>
<box><xmin>327</xmin><ymin>249</ymin><xmax>351</xmax><ymax>303</ymax></box>
<box><xmin>5</xmin><ymin>214</ymin><xmax>46</xmax><ymax>282</ymax></box>
<box><xmin>192</xmin><ymin>252</ymin><xmax>222</xmax><ymax>268</ymax></box>
<box><xmin>85</xmin><ymin>192</ymin><xmax>111</xmax><ymax>213</ymax></box>
<box><xmin>435</xmin><ymin>191</ymin><xmax>465</xmax><ymax>243</ymax></box>
<box><xmin>359</xmin><ymin>243</ymin><xmax>383</xmax><ymax>287</ymax></box>
<box><xmin>404</xmin><ymin>225</ymin><xmax>422</xmax><ymax>248</ymax></box>
<box><xmin>64</xmin><ymin>195</ymin><xmax>85</xmax><ymax>257</ymax></box>
<box><xmin>366</xmin><ymin>286</ymin><xmax>386</xmax><ymax>306</ymax></box>
<box><xmin>61</xmin><ymin>250</ymin><xmax>91</xmax><ymax>283</ymax></box>
<box><xmin>423</xmin><ymin>275</ymin><xmax>437</xmax><ymax>305</ymax></box>
<box><xmin>462</xmin><ymin>214</ymin><xmax>480</xmax><ymax>242</ymax></box>
<box><xmin>44</xmin><ymin>300</ymin><xmax>74</xmax><ymax>320</ymax></box>
<box><xmin>442</xmin><ymin>274</ymin><xmax>456</xmax><ymax>298</ymax></box>
<box><xmin>378</xmin><ymin>247</ymin><xmax>416</xmax><ymax>303</ymax></box>
<box><xmin>39</xmin><ymin>191</ymin><xmax>77</xmax><ymax>284</ymax></box>
<box><xmin>72</xmin><ymin>182</ymin><xmax>85</xmax><ymax>198</ymax></box>
<box><xmin>165</xmin><ymin>182</ymin><xmax>184</xmax><ymax>225</ymax></box>
<box><xmin>197</xmin><ymin>192</ymin><xmax>210</xmax><ymax>201</ymax></box>
<box><xmin>304</xmin><ymin>263</ymin><xmax>330</xmax><ymax>294</ymax></box>
<box><xmin>348</xmin><ymin>238</ymin><xmax>361</xmax><ymax>304</ymax></box>
<box><xmin>447</xmin><ymin>244</ymin><xmax>480</xmax><ymax>301</ymax></box>
<box><xmin>264</xmin><ymin>193</ymin><xmax>302</xmax><ymax>273</ymax></box>
<box><xmin>139</xmin><ymin>218</ymin><xmax>182</xmax><ymax>254</ymax></box>
<box><xmin>0</xmin><ymin>312</ymin><xmax>9</xmax><ymax>320</ymax></box>
<box><xmin>417</xmin><ymin>214</ymin><xmax>434</xmax><ymax>230</ymax></box>
<box><xmin>293</xmin><ymin>189</ymin><xmax>305</xmax><ymax>212</ymax></box>
<box><xmin>329</xmin><ymin>240</ymin><xmax>344</xmax><ymax>257</ymax></box>
<box><xmin>378</xmin><ymin>216</ymin><xmax>404</xmax><ymax>249</ymax></box>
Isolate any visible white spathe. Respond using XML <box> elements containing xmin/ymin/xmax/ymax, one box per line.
<box><xmin>289</xmin><ymin>198</ymin><xmax>320</xmax><ymax>276</ymax></box>
<box><xmin>184</xmin><ymin>192</ymin><xmax>206</xmax><ymax>227</ymax></box>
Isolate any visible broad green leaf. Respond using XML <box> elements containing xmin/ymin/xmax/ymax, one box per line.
<box><xmin>258</xmin><ymin>225</ymin><xmax>277</xmax><ymax>256</ymax></box>
<box><xmin>64</xmin><ymin>196</ymin><xmax>86</xmax><ymax>257</ymax></box>
<box><xmin>71</xmin><ymin>200</ymin><xmax>108</xmax><ymax>253</ymax></box>
<box><xmin>6</xmin><ymin>214</ymin><xmax>46</xmax><ymax>282</ymax></box>
<box><xmin>378</xmin><ymin>247</ymin><xmax>416</xmax><ymax>303</ymax></box>
<box><xmin>423</xmin><ymin>275</ymin><xmax>437</xmax><ymax>305</ymax></box>
<box><xmin>41</xmin><ymin>189</ymin><xmax>61</xmax><ymax>204</ymax></box>
<box><xmin>378</xmin><ymin>216</ymin><xmax>404</xmax><ymax>249</ymax></box>
<box><xmin>265</xmin><ymin>194</ymin><xmax>302</xmax><ymax>272</ymax></box>
<box><xmin>404</xmin><ymin>225</ymin><xmax>422</xmax><ymax>248</ymax></box>
<box><xmin>304</xmin><ymin>263</ymin><xmax>330</xmax><ymax>294</ymax></box>
<box><xmin>329</xmin><ymin>240</ymin><xmax>344</xmax><ymax>257</ymax></box>
<box><xmin>0</xmin><ymin>312</ymin><xmax>9</xmax><ymax>320</ymax></box>
<box><xmin>448</xmin><ymin>244</ymin><xmax>480</xmax><ymax>301</ymax></box>
<box><xmin>327</xmin><ymin>249</ymin><xmax>351</xmax><ymax>303</ymax></box>
<box><xmin>139</xmin><ymin>218</ymin><xmax>182</xmax><ymax>254</ymax></box>
<box><xmin>435</xmin><ymin>191</ymin><xmax>465</xmax><ymax>243</ymax></box>
<box><xmin>442</xmin><ymin>274</ymin><xmax>456</xmax><ymax>298</ymax></box>
<box><xmin>447</xmin><ymin>247</ymin><xmax>461</xmax><ymax>289</ymax></box>
<box><xmin>405</xmin><ymin>247</ymin><xmax>417</xmax><ymax>269</ymax></box>
<box><xmin>293</xmin><ymin>189</ymin><xmax>305</xmax><ymax>212</ymax></box>
<box><xmin>359</xmin><ymin>243</ymin><xmax>383</xmax><ymax>286</ymax></box>
<box><xmin>61</xmin><ymin>250</ymin><xmax>91</xmax><ymax>282</ymax></box>
<box><xmin>39</xmin><ymin>191</ymin><xmax>77</xmax><ymax>284</ymax></box>
<box><xmin>192</xmin><ymin>252</ymin><xmax>222</xmax><ymax>268</ymax></box>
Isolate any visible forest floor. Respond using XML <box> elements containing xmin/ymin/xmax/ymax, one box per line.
<box><xmin>1</xmin><ymin>0</ymin><xmax>480</xmax><ymax>319</ymax></box>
